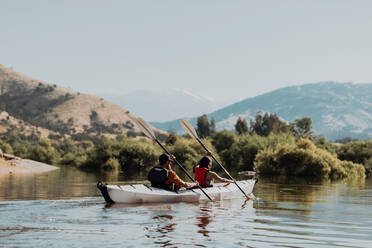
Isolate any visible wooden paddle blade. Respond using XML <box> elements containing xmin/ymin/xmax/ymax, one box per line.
<box><xmin>136</xmin><ymin>117</ymin><xmax>157</xmax><ymax>140</ymax></box>
<box><xmin>126</xmin><ymin>113</ymin><xmax>151</xmax><ymax>139</ymax></box>
<box><xmin>180</xmin><ymin>118</ymin><xmax>199</xmax><ymax>139</ymax></box>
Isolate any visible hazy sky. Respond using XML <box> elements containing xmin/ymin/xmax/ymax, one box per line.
<box><xmin>1</xmin><ymin>0</ymin><xmax>372</xmax><ymax>103</ymax></box>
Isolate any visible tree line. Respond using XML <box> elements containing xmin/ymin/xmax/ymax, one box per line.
<box><xmin>0</xmin><ymin>113</ymin><xmax>371</xmax><ymax>180</ymax></box>
<box><xmin>196</xmin><ymin>112</ymin><xmax>312</xmax><ymax>138</ymax></box>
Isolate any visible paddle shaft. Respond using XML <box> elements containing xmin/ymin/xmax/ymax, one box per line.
<box><xmin>195</xmin><ymin>137</ymin><xmax>250</xmax><ymax>199</ymax></box>
<box><xmin>154</xmin><ymin>139</ymin><xmax>213</xmax><ymax>201</ymax></box>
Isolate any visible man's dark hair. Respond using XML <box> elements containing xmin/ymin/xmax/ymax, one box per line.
<box><xmin>199</xmin><ymin>156</ymin><xmax>211</xmax><ymax>168</ymax></box>
<box><xmin>159</xmin><ymin>154</ymin><xmax>170</xmax><ymax>165</ymax></box>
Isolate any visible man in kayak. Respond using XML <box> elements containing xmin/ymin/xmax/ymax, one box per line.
<box><xmin>194</xmin><ymin>153</ymin><xmax>234</xmax><ymax>187</ymax></box>
<box><xmin>148</xmin><ymin>153</ymin><xmax>198</xmax><ymax>191</ymax></box>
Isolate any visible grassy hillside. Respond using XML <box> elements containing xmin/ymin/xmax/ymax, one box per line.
<box><xmin>0</xmin><ymin>111</ymin><xmax>60</xmax><ymax>139</ymax></box>
<box><xmin>0</xmin><ymin>64</ymin><xmax>164</xmax><ymax>139</ymax></box>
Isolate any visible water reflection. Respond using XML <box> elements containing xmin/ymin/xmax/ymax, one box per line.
<box><xmin>254</xmin><ymin>176</ymin><xmax>367</xmax><ymax>207</ymax></box>
<box><xmin>139</xmin><ymin>199</ymin><xmax>256</xmax><ymax>247</ymax></box>
<box><xmin>1</xmin><ymin>171</ymin><xmax>372</xmax><ymax>248</ymax></box>
<box><xmin>0</xmin><ymin>167</ymin><xmax>149</xmax><ymax>201</ymax></box>
<box><xmin>196</xmin><ymin>207</ymin><xmax>212</xmax><ymax>237</ymax></box>
<box><xmin>143</xmin><ymin>209</ymin><xmax>177</xmax><ymax>247</ymax></box>
<box><xmin>0</xmin><ymin>168</ymin><xmax>98</xmax><ymax>201</ymax></box>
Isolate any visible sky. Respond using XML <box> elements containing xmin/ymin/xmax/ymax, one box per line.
<box><xmin>1</xmin><ymin>0</ymin><xmax>372</xmax><ymax>104</ymax></box>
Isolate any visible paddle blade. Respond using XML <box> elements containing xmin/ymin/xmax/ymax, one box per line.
<box><xmin>136</xmin><ymin>117</ymin><xmax>157</xmax><ymax>140</ymax></box>
<box><xmin>126</xmin><ymin>113</ymin><xmax>149</xmax><ymax>137</ymax></box>
<box><xmin>126</xmin><ymin>112</ymin><xmax>140</xmax><ymax>127</ymax></box>
<box><xmin>238</xmin><ymin>171</ymin><xmax>256</xmax><ymax>176</ymax></box>
<box><xmin>180</xmin><ymin>118</ymin><xmax>199</xmax><ymax>139</ymax></box>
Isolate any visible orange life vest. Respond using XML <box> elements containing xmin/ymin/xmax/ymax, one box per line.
<box><xmin>194</xmin><ymin>167</ymin><xmax>210</xmax><ymax>187</ymax></box>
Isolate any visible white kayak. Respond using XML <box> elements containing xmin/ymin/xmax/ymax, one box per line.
<box><xmin>97</xmin><ymin>179</ymin><xmax>256</xmax><ymax>204</ymax></box>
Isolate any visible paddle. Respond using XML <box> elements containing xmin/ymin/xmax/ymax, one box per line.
<box><xmin>180</xmin><ymin>118</ymin><xmax>251</xmax><ymax>199</ymax></box>
<box><xmin>133</xmin><ymin>117</ymin><xmax>213</xmax><ymax>202</ymax></box>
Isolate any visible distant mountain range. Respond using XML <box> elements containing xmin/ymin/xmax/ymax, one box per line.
<box><xmin>99</xmin><ymin>89</ymin><xmax>231</xmax><ymax>122</ymax></box>
<box><xmin>0</xmin><ymin>64</ymin><xmax>164</xmax><ymax>139</ymax></box>
<box><xmin>1</xmin><ymin>64</ymin><xmax>371</xmax><ymax>141</ymax></box>
<box><xmin>151</xmin><ymin>82</ymin><xmax>372</xmax><ymax>141</ymax></box>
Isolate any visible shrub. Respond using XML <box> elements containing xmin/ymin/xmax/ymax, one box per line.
<box><xmin>28</xmin><ymin>139</ymin><xmax>61</xmax><ymax>165</ymax></box>
<box><xmin>254</xmin><ymin>138</ymin><xmax>365</xmax><ymax>180</ymax></box>
<box><xmin>365</xmin><ymin>157</ymin><xmax>372</xmax><ymax>171</ymax></box>
<box><xmin>165</xmin><ymin>133</ymin><xmax>177</xmax><ymax>145</ymax></box>
<box><xmin>0</xmin><ymin>142</ymin><xmax>13</xmax><ymax>154</ymax></box>
<box><xmin>80</xmin><ymin>136</ymin><xmax>161</xmax><ymax>171</ymax></box>
<box><xmin>61</xmin><ymin>152</ymin><xmax>87</xmax><ymax>167</ymax></box>
<box><xmin>102</xmin><ymin>157</ymin><xmax>120</xmax><ymax>171</ymax></box>
<box><xmin>212</xmin><ymin>130</ymin><xmax>237</xmax><ymax>152</ymax></box>
<box><xmin>211</xmin><ymin>131</ymin><xmax>295</xmax><ymax>172</ymax></box>
<box><xmin>337</xmin><ymin>140</ymin><xmax>372</xmax><ymax>165</ymax></box>
<box><xmin>118</xmin><ymin>139</ymin><xmax>160</xmax><ymax>170</ymax></box>
<box><xmin>314</xmin><ymin>137</ymin><xmax>338</xmax><ymax>155</ymax></box>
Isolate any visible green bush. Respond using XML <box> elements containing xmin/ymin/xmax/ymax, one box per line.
<box><xmin>61</xmin><ymin>152</ymin><xmax>87</xmax><ymax>167</ymax></box>
<box><xmin>365</xmin><ymin>157</ymin><xmax>372</xmax><ymax>170</ymax></box>
<box><xmin>118</xmin><ymin>139</ymin><xmax>160</xmax><ymax>170</ymax></box>
<box><xmin>211</xmin><ymin>131</ymin><xmax>295</xmax><ymax>172</ymax></box>
<box><xmin>28</xmin><ymin>139</ymin><xmax>61</xmax><ymax>165</ymax></box>
<box><xmin>337</xmin><ymin>140</ymin><xmax>372</xmax><ymax>164</ymax></box>
<box><xmin>254</xmin><ymin>138</ymin><xmax>365</xmax><ymax>180</ymax></box>
<box><xmin>212</xmin><ymin>130</ymin><xmax>237</xmax><ymax>152</ymax></box>
<box><xmin>80</xmin><ymin>135</ymin><xmax>161</xmax><ymax>171</ymax></box>
<box><xmin>0</xmin><ymin>142</ymin><xmax>13</xmax><ymax>154</ymax></box>
<box><xmin>102</xmin><ymin>157</ymin><xmax>120</xmax><ymax>171</ymax></box>
<box><xmin>1</xmin><ymin>122</ymin><xmax>369</xmax><ymax>180</ymax></box>
<box><xmin>314</xmin><ymin>137</ymin><xmax>338</xmax><ymax>155</ymax></box>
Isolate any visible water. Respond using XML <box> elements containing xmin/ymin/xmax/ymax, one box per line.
<box><xmin>1</xmin><ymin>168</ymin><xmax>372</xmax><ymax>247</ymax></box>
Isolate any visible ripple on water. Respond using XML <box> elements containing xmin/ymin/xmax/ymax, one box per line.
<box><xmin>1</xmin><ymin>176</ymin><xmax>372</xmax><ymax>248</ymax></box>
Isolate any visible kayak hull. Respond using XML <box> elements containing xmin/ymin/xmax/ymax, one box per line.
<box><xmin>97</xmin><ymin>179</ymin><xmax>256</xmax><ymax>204</ymax></box>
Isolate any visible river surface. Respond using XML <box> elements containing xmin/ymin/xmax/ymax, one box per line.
<box><xmin>1</xmin><ymin>167</ymin><xmax>372</xmax><ymax>248</ymax></box>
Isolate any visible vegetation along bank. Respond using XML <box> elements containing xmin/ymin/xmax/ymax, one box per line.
<box><xmin>0</xmin><ymin>113</ymin><xmax>370</xmax><ymax>180</ymax></box>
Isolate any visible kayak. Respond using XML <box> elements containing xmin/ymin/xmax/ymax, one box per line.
<box><xmin>97</xmin><ymin>180</ymin><xmax>256</xmax><ymax>204</ymax></box>
<box><xmin>97</xmin><ymin>179</ymin><xmax>256</xmax><ymax>204</ymax></box>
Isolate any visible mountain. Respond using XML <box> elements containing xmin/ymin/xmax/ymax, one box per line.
<box><xmin>99</xmin><ymin>89</ymin><xmax>230</xmax><ymax>122</ymax></box>
<box><xmin>151</xmin><ymin>82</ymin><xmax>372</xmax><ymax>141</ymax></box>
<box><xmin>0</xmin><ymin>64</ymin><xmax>164</xmax><ymax>138</ymax></box>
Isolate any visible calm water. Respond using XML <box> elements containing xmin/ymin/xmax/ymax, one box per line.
<box><xmin>1</xmin><ymin>168</ymin><xmax>372</xmax><ymax>248</ymax></box>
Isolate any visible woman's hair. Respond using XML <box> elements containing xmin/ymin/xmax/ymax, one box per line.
<box><xmin>198</xmin><ymin>156</ymin><xmax>211</xmax><ymax>168</ymax></box>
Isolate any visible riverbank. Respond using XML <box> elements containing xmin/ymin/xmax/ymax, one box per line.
<box><xmin>0</xmin><ymin>153</ymin><xmax>58</xmax><ymax>176</ymax></box>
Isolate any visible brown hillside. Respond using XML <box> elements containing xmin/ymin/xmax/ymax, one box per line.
<box><xmin>0</xmin><ymin>111</ymin><xmax>60</xmax><ymax>139</ymax></box>
<box><xmin>0</xmin><ymin>64</ymin><xmax>165</xmax><ymax>138</ymax></box>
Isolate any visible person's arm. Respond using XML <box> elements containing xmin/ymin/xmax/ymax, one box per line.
<box><xmin>208</xmin><ymin>171</ymin><xmax>234</xmax><ymax>183</ymax></box>
<box><xmin>165</xmin><ymin>169</ymin><xmax>198</xmax><ymax>188</ymax></box>
<box><xmin>165</xmin><ymin>155</ymin><xmax>198</xmax><ymax>189</ymax></box>
<box><xmin>165</xmin><ymin>168</ymin><xmax>186</xmax><ymax>188</ymax></box>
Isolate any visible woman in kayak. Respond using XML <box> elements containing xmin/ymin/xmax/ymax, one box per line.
<box><xmin>194</xmin><ymin>153</ymin><xmax>234</xmax><ymax>187</ymax></box>
<box><xmin>148</xmin><ymin>153</ymin><xmax>198</xmax><ymax>191</ymax></box>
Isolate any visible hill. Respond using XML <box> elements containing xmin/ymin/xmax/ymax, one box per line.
<box><xmin>0</xmin><ymin>64</ymin><xmax>164</xmax><ymax>139</ymax></box>
<box><xmin>0</xmin><ymin>111</ymin><xmax>60</xmax><ymax>139</ymax></box>
<box><xmin>151</xmin><ymin>82</ymin><xmax>372</xmax><ymax>140</ymax></box>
